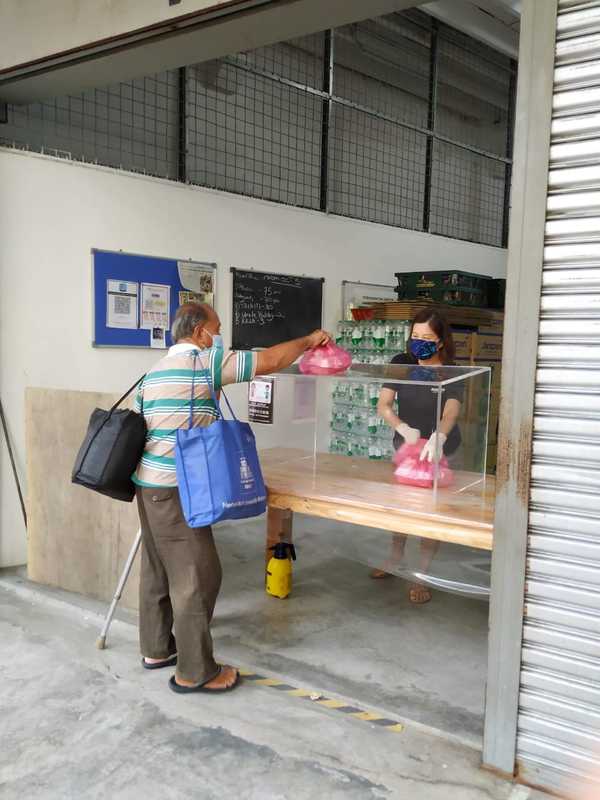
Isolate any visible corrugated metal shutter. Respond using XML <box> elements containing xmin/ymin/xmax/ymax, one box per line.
<box><xmin>516</xmin><ymin>0</ymin><xmax>600</xmax><ymax>793</ymax></box>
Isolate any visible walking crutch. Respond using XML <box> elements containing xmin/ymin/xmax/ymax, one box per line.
<box><xmin>96</xmin><ymin>527</ymin><xmax>142</xmax><ymax>649</ymax></box>
<box><xmin>0</xmin><ymin>398</ymin><xmax>27</xmax><ymax>528</ymax></box>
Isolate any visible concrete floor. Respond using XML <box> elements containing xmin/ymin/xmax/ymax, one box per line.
<box><xmin>0</xmin><ymin>517</ymin><xmax>548</xmax><ymax>799</ymax></box>
<box><xmin>216</xmin><ymin>516</ymin><xmax>490</xmax><ymax>745</ymax></box>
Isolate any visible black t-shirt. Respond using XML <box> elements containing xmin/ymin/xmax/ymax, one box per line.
<box><xmin>383</xmin><ymin>353</ymin><xmax>463</xmax><ymax>455</ymax></box>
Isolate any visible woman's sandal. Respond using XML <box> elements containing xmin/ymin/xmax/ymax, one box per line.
<box><xmin>370</xmin><ymin>568</ymin><xmax>390</xmax><ymax>579</ymax></box>
<box><xmin>409</xmin><ymin>585</ymin><xmax>432</xmax><ymax>604</ymax></box>
<box><xmin>168</xmin><ymin>666</ymin><xmax>240</xmax><ymax>694</ymax></box>
<box><xmin>370</xmin><ymin>558</ymin><xmax>404</xmax><ymax>579</ymax></box>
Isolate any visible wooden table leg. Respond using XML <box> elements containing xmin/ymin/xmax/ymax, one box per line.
<box><xmin>266</xmin><ymin>506</ymin><xmax>293</xmax><ymax>566</ymax></box>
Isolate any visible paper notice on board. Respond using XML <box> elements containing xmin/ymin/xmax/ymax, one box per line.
<box><xmin>177</xmin><ymin>261</ymin><xmax>215</xmax><ymax>307</ymax></box>
<box><xmin>141</xmin><ymin>283</ymin><xmax>170</xmax><ymax>331</ymax></box>
<box><xmin>106</xmin><ymin>280</ymin><xmax>138</xmax><ymax>329</ymax></box>
<box><xmin>150</xmin><ymin>327</ymin><xmax>166</xmax><ymax>349</ymax></box>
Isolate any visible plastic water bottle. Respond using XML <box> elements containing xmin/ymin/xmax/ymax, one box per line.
<box><xmin>368</xmin><ymin>443</ymin><xmax>382</xmax><ymax>460</ymax></box>
<box><xmin>368</xmin><ymin>383</ymin><xmax>379</xmax><ymax>408</ymax></box>
<box><xmin>384</xmin><ymin>323</ymin><xmax>393</xmax><ymax>351</ymax></box>
<box><xmin>352</xmin><ymin>383</ymin><xmax>365</xmax><ymax>405</ymax></box>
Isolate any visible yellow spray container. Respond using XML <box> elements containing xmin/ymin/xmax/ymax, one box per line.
<box><xmin>266</xmin><ymin>542</ymin><xmax>297</xmax><ymax>599</ymax></box>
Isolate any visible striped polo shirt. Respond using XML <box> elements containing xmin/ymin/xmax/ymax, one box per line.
<box><xmin>132</xmin><ymin>342</ymin><xmax>257</xmax><ymax>488</ymax></box>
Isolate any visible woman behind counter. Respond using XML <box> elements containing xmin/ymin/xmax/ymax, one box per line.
<box><xmin>374</xmin><ymin>308</ymin><xmax>462</xmax><ymax>604</ymax></box>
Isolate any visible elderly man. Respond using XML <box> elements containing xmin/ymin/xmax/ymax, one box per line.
<box><xmin>132</xmin><ymin>303</ymin><xmax>330</xmax><ymax>694</ymax></box>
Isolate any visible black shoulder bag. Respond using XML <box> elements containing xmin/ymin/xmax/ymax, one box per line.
<box><xmin>71</xmin><ymin>376</ymin><xmax>147</xmax><ymax>502</ymax></box>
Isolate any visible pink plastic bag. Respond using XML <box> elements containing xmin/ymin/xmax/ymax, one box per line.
<box><xmin>299</xmin><ymin>342</ymin><xmax>352</xmax><ymax>376</ymax></box>
<box><xmin>393</xmin><ymin>438</ymin><xmax>454</xmax><ymax>489</ymax></box>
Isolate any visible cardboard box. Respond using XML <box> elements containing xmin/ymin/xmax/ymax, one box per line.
<box><xmin>487</xmin><ymin>444</ymin><xmax>497</xmax><ymax>474</ymax></box>
<box><xmin>472</xmin><ymin>333</ymin><xmax>503</xmax><ymax>360</ymax></box>
<box><xmin>452</xmin><ymin>357</ymin><xmax>501</xmax><ymax>447</ymax></box>
<box><xmin>488</xmin><ymin>405</ymin><xmax>499</xmax><ymax>445</ymax></box>
<box><xmin>489</xmin><ymin>386</ymin><xmax>501</xmax><ymax>410</ymax></box>
<box><xmin>473</xmin><ymin>358</ymin><xmax>502</xmax><ymax>396</ymax></box>
<box><xmin>478</xmin><ymin>320</ymin><xmax>504</xmax><ymax>335</ymax></box>
<box><xmin>452</xmin><ymin>331</ymin><xmax>474</xmax><ymax>359</ymax></box>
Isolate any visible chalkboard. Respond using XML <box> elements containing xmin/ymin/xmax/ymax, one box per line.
<box><xmin>231</xmin><ymin>269</ymin><xmax>324</xmax><ymax>350</ymax></box>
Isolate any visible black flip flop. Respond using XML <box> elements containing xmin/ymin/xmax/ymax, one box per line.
<box><xmin>142</xmin><ymin>653</ymin><xmax>178</xmax><ymax>670</ymax></box>
<box><xmin>168</xmin><ymin>667</ymin><xmax>240</xmax><ymax>694</ymax></box>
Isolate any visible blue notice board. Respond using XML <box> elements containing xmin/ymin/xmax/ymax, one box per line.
<box><xmin>93</xmin><ymin>249</ymin><xmax>216</xmax><ymax>348</ymax></box>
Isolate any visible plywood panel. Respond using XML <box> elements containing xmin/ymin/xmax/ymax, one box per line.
<box><xmin>25</xmin><ymin>388</ymin><xmax>141</xmax><ymax>610</ymax></box>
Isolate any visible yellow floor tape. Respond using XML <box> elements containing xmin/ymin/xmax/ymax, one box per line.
<box><xmin>238</xmin><ymin>668</ymin><xmax>404</xmax><ymax>734</ymax></box>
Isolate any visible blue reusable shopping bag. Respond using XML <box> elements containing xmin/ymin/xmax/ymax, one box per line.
<box><xmin>175</xmin><ymin>353</ymin><xmax>267</xmax><ymax>528</ymax></box>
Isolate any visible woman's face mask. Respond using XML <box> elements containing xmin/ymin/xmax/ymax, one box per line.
<box><xmin>410</xmin><ymin>337</ymin><xmax>439</xmax><ymax>361</ymax></box>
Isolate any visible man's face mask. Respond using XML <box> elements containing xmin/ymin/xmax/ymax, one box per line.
<box><xmin>204</xmin><ymin>329</ymin><xmax>223</xmax><ymax>349</ymax></box>
<box><xmin>409</xmin><ymin>337</ymin><xmax>439</xmax><ymax>361</ymax></box>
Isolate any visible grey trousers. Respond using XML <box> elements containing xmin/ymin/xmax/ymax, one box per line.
<box><xmin>136</xmin><ymin>486</ymin><xmax>222</xmax><ymax>684</ymax></box>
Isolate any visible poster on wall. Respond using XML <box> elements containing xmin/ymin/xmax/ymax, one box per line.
<box><xmin>341</xmin><ymin>280</ymin><xmax>396</xmax><ymax>321</ymax></box>
<box><xmin>106</xmin><ymin>280</ymin><xmax>139</xmax><ymax>329</ymax></box>
<box><xmin>141</xmin><ymin>283</ymin><xmax>171</xmax><ymax>330</ymax></box>
<box><xmin>177</xmin><ymin>261</ymin><xmax>215</xmax><ymax>307</ymax></box>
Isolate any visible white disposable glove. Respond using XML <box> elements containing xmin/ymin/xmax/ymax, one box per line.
<box><xmin>420</xmin><ymin>432</ymin><xmax>447</xmax><ymax>463</ymax></box>
<box><xmin>395</xmin><ymin>423</ymin><xmax>420</xmax><ymax>446</ymax></box>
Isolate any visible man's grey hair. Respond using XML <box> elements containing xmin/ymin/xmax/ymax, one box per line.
<box><xmin>171</xmin><ymin>303</ymin><xmax>210</xmax><ymax>343</ymax></box>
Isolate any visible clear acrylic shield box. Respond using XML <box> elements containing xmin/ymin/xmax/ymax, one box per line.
<box><xmin>250</xmin><ymin>363</ymin><xmax>493</xmax><ymax>598</ymax></box>
<box><xmin>252</xmin><ymin>363</ymin><xmax>491</xmax><ymax>497</ymax></box>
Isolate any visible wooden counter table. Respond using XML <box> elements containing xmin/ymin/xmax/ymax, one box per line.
<box><xmin>260</xmin><ymin>448</ymin><xmax>495</xmax><ymax>557</ymax></box>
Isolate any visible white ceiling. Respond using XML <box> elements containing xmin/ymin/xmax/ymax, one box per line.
<box><xmin>422</xmin><ymin>0</ymin><xmax>520</xmax><ymax>58</ymax></box>
<box><xmin>0</xmin><ymin>0</ymin><xmax>521</xmax><ymax>104</ymax></box>
<box><xmin>0</xmin><ymin>0</ymin><xmax>419</xmax><ymax>104</ymax></box>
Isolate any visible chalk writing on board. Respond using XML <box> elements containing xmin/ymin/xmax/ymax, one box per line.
<box><xmin>234</xmin><ymin>283</ymin><xmax>288</xmax><ymax>327</ymax></box>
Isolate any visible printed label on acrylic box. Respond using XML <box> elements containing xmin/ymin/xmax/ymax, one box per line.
<box><xmin>248</xmin><ymin>377</ymin><xmax>274</xmax><ymax>425</ymax></box>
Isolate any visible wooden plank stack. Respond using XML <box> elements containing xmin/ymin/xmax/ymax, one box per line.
<box><xmin>370</xmin><ymin>301</ymin><xmax>504</xmax><ymax>333</ymax></box>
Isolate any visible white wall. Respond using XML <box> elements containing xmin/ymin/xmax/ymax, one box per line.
<box><xmin>0</xmin><ymin>147</ymin><xmax>506</xmax><ymax>566</ymax></box>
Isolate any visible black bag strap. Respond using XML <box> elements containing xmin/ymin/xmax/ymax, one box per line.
<box><xmin>109</xmin><ymin>375</ymin><xmax>146</xmax><ymax>415</ymax></box>
<box><xmin>74</xmin><ymin>374</ymin><xmax>147</xmax><ymax>480</ymax></box>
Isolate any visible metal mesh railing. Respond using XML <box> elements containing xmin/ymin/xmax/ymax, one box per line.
<box><xmin>186</xmin><ymin>58</ymin><xmax>323</xmax><ymax>210</ymax></box>
<box><xmin>329</xmin><ymin>103</ymin><xmax>427</xmax><ymax>230</ymax></box>
<box><xmin>0</xmin><ymin>9</ymin><xmax>515</xmax><ymax>247</ymax></box>
<box><xmin>333</xmin><ymin>12</ymin><xmax>431</xmax><ymax>130</ymax></box>
<box><xmin>430</xmin><ymin>141</ymin><xmax>506</xmax><ymax>246</ymax></box>
<box><xmin>1</xmin><ymin>72</ymin><xmax>179</xmax><ymax>178</ymax></box>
